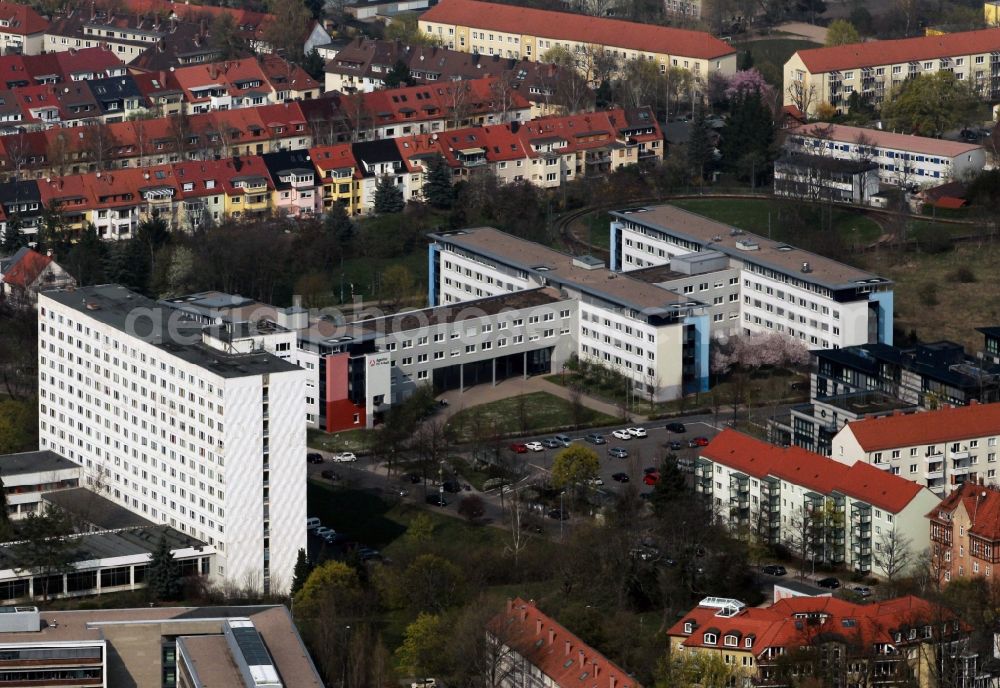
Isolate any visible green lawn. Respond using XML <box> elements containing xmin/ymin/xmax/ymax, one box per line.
<box><xmin>337</xmin><ymin>251</ymin><xmax>429</xmax><ymax>304</ymax></box>
<box><xmin>734</xmin><ymin>38</ymin><xmax>820</xmax><ymax>86</ymax></box>
<box><xmin>307</xmin><ymin>427</ymin><xmax>375</xmax><ymax>453</ymax></box>
<box><xmin>445</xmin><ymin>391</ymin><xmax>617</xmax><ymax>442</ymax></box>
<box><xmin>669</xmin><ymin>198</ymin><xmax>883</xmax><ymax>249</ymax></box>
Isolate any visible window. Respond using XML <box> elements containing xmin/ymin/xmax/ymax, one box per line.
<box><xmin>703</xmin><ymin>632</ymin><xmax>717</xmax><ymax>645</ymax></box>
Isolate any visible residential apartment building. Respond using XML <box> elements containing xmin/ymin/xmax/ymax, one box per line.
<box><xmin>695</xmin><ymin>429</ymin><xmax>938</xmax><ymax>573</ymax></box>
<box><xmin>37</xmin><ymin>285</ymin><xmax>308</xmax><ymax>592</ymax></box>
<box><xmin>418</xmin><ymin>0</ymin><xmax>737</xmax><ymax>80</ymax></box>
<box><xmin>668</xmin><ymin>594</ymin><xmax>977</xmax><ymax>688</ymax></box>
<box><xmin>831</xmin><ymin>401</ymin><xmax>1000</xmax><ymax>495</ymax></box>
<box><xmin>0</xmin><ymin>604</ymin><xmax>321</xmax><ymax>687</ymax></box>
<box><xmin>772</xmin><ymin>336</ymin><xmax>1000</xmax><ymax>455</ymax></box>
<box><xmin>0</xmin><ymin>1</ymin><xmax>48</xmax><ymax>56</ymax></box>
<box><xmin>491</xmin><ymin>598</ymin><xmax>641</xmax><ymax>688</ymax></box>
<box><xmin>430</xmin><ymin>227</ymin><xmax>713</xmax><ymax>401</ymax></box>
<box><xmin>784</xmin><ymin>123</ymin><xmax>986</xmax><ymax>188</ymax></box>
<box><xmin>609</xmin><ymin>204</ymin><xmax>894</xmax><ymax>350</ymax></box>
<box><xmin>929</xmin><ymin>482</ymin><xmax>1000</xmax><ymax>584</ymax></box>
<box><xmin>773</xmin><ymin>152</ymin><xmax>879</xmax><ymax>204</ymax></box>
<box><xmin>784</xmin><ymin>28</ymin><xmax>1000</xmax><ymax>116</ymax></box>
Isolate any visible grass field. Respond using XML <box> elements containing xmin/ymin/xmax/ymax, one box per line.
<box><xmin>307</xmin><ymin>427</ymin><xmax>375</xmax><ymax>453</ymax></box>
<box><xmin>859</xmin><ymin>241</ymin><xmax>1000</xmax><ymax>351</ymax></box>
<box><xmin>669</xmin><ymin>198</ymin><xmax>883</xmax><ymax>247</ymax></box>
<box><xmin>734</xmin><ymin>38</ymin><xmax>820</xmax><ymax>86</ymax></box>
<box><xmin>445</xmin><ymin>391</ymin><xmax>617</xmax><ymax>441</ymax></box>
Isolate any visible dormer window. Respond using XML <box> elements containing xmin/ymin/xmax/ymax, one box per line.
<box><xmin>683</xmin><ymin>622</ymin><xmax>692</xmax><ymax>634</ymax></box>
<box><xmin>724</xmin><ymin>635</ymin><xmax>738</xmax><ymax>647</ymax></box>
<box><xmin>745</xmin><ymin>638</ymin><xmax>753</xmax><ymax>648</ymax></box>
<box><xmin>908</xmin><ymin>629</ymin><xmax>917</xmax><ymax>640</ymax></box>
<box><xmin>703</xmin><ymin>633</ymin><xmax>717</xmax><ymax>645</ymax></box>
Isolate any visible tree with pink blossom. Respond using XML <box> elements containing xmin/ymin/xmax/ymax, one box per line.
<box><xmin>724</xmin><ymin>69</ymin><xmax>775</xmax><ymax>103</ymax></box>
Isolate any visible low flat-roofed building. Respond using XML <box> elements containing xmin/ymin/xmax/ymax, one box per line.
<box><xmin>774</xmin><ymin>152</ymin><xmax>880</xmax><ymax>204</ymax></box>
<box><xmin>41</xmin><ymin>487</ymin><xmax>156</xmax><ymax>531</ymax></box>
<box><xmin>0</xmin><ymin>450</ymin><xmax>80</xmax><ymax>520</ymax></box>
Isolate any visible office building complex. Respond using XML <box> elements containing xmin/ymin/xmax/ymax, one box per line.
<box><xmin>37</xmin><ymin>285</ymin><xmax>307</xmax><ymax>593</ymax></box>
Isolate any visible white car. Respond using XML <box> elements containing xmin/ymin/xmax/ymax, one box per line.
<box><xmin>587</xmin><ymin>477</ymin><xmax>605</xmax><ymax>486</ymax></box>
<box><xmin>331</xmin><ymin>452</ymin><xmax>357</xmax><ymax>463</ymax></box>
<box><xmin>315</xmin><ymin>526</ymin><xmax>334</xmax><ymax>538</ymax></box>
<box><xmin>627</xmin><ymin>427</ymin><xmax>647</xmax><ymax>438</ymax></box>
<box><xmin>525</xmin><ymin>441</ymin><xmax>544</xmax><ymax>452</ymax></box>
<box><xmin>612</xmin><ymin>429</ymin><xmax>632</xmax><ymax>440</ymax></box>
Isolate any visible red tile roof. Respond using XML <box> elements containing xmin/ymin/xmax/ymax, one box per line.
<box><xmin>1</xmin><ymin>247</ymin><xmax>51</xmax><ymax>288</ymax></box>
<box><xmin>421</xmin><ymin>0</ymin><xmax>735</xmax><ymax>61</ymax></box>
<box><xmin>794</xmin><ymin>28</ymin><xmax>1000</xmax><ymax>73</ymax></box>
<box><xmin>0</xmin><ymin>1</ymin><xmax>49</xmax><ymax>36</ymax></box>
<box><xmin>669</xmin><ymin>595</ymin><xmax>964</xmax><ymax>655</ymax></box>
<box><xmin>788</xmin><ymin>123</ymin><xmax>982</xmax><ymax>158</ymax></box>
<box><xmin>492</xmin><ymin>599</ymin><xmax>640</xmax><ymax>688</ymax></box>
<box><xmin>703</xmin><ymin>429</ymin><xmax>926</xmax><ymax>513</ymax></box>
<box><xmin>929</xmin><ymin>481</ymin><xmax>1000</xmax><ymax>541</ymax></box>
<box><xmin>844</xmin><ymin>402</ymin><xmax>1000</xmax><ymax>452</ymax></box>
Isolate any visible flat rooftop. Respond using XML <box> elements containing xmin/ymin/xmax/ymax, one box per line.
<box><xmin>178</xmin><ymin>635</ymin><xmax>244</xmax><ymax>685</ymax></box>
<box><xmin>627</xmin><ymin>264</ymin><xmax>693</xmax><ymax>284</ymax></box>
<box><xmin>0</xmin><ymin>450</ymin><xmax>78</xmax><ymax>476</ymax></box>
<box><xmin>611</xmin><ymin>205</ymin><xmax>891</xmax><ymax>292</ymax></box>
<box><xmin>817</xmin><ymin>391</ymin><xmax>916</xmax><ymax>415</ymax></box>
<box><xmin>42</xmin><ymin>285</ymin><xmax>301</xmax><ymax>379</ymax></box>
<box><xmin>42</xmin><ymin>487</ymin><xmax>155</xmax><ymax>530</ymax></box>
<box><xmin>431</xmin><ymin>227</ymin><xmax>704</xmax><ymax>316</ymax></box>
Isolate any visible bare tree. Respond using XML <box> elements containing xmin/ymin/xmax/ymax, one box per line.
<box><xmin>874</xmin><ymin>525</ymin><xmax>913</xmax><ymax>593</ymax></box>
<box><xmin>489</xmin><ymin>72</ymin><xmax>520</xmax><ymax>125</ymax></box>
<box><xmin>80</xmin><ymin>122</ymin><xmax>119</xmax><ymax>171</ymax></box>
<box><xmin>786</xmin><ymin>79</ymin><xmax>818</xmax><ymax>117</ymax></box>
<box><xmin>446</xmin><ymin>81</ymin><xmax>472</xmax><ymax>129</ymax></box>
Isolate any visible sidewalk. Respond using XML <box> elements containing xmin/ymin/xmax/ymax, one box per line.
<box><xmin>436</xmin><ymin>375</ymin><xmax>646</xmax><ymax>423</ymax></box>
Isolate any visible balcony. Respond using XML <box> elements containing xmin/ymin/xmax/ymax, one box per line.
<box><xmin>951</xmin><ymin>450</ymin><xmax>970</xmax><ymax>461</ymax></box>
<box><xmin>926</xmin><ymin>448</ymin><xmax>943</xmax><ymax>458</ymax></box>
<box><xmin>925</xmin><ymin>468</ymin><xmax>944</xmax><ymax>480</ymax></box>
<box><xmin>871</xmin><ymin>462</ymin><xmax>892</xmax><ymax>470</ymax></box>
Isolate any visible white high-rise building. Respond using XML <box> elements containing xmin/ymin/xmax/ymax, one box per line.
<box><xmin>37</xmin><ymin>285</ymin><xmax>307</xmax><ymax>593</ymax></box>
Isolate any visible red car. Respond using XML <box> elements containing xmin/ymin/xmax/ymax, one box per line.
<box><xmin>509</xmin><ymin>443</ymin><xmax>528</xmax><ymax>454</ymax></box>
<box><xmin>643</xmin><ymin>471</ymin><xmax>660</xmax><ymax>486</ymax></box>
<box><xmin>688</xmin><ymin>436</ymin><xmax>710</xmax><ymax>448</ymax></box>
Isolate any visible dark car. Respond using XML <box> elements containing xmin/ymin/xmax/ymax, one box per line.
<box><xmin>321</xmin><ymin>470</ymin><xmax>341</xmax><ymax>481</ymax></box>
<box><xmin>666</xmin><ymin>422</ymin><xmax>687</xmax><ymax>433</ymax></box>
<box><xmin>547</xmin><ymin>508</ymin><xmax>569</xmax><ymax>520</ymax></box>
<box><xmin>665</xmin><ymin>440</ymin><xmax>683</xmax><ymax>451</ymax></box>
<box><xmin>442</xmin><ymin>480</ymin><xmax>462</xmax><ymax>493</ymax></box>
<box><xmin>611</xmin><ymin>472</ymin><xmax>630</xmax><ymax>482</ymax></box>
<box><xmin>585</xmin><ymin>433</ymin><xmax>606</xmax><ymax>445</ymax></box>
<box><xmin>425</xmin><ymin>494</ymin><xmax>449</xmax><ymax>507</ymax></box>
<box><xmin>542</xmin><ymin>438</ymin><xmax>562</xmax><ymax>449</ymax></box>
<box><xmin>817</xmin><ymin>577</ymin><xmax>841</xmax><ymax>589</ymax></box>
<box><xmin>404</xmin><ymin>473</ymin><xmax>421</xmax><ymax>484</ymax></box>
<box><xmin>643</xmin><ymin>466</ymin><xmax>658</xmax><ymax>474</ymax></box>
<box><xmin>762</xmin><ymin>564</ymin><xmax>787</xmax><ymax>576</ymax></box>
<box><xmin>307</xmin><ymin>452</ymin><xmax>324</xmax><ymax>464</ymax></box>
<box><xmin>790</xmin><ymin>381</ymin><xmax>808</xmax><ymax>391</ymax></box>
<box><xmin>509</xmin><ymin>443</ymin><xmax>528</xmax><ymax>454</ymax></box>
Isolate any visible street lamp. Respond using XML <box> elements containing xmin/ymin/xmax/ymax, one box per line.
<box><xmin>343</xmin><ymin>625</ymin><xmax>352</xmax><ymax>688</ymax></box>
<box><xmin>560</xmin><ymin>490</ymin><xmax>566</xmax><ymax>541</ymax></box>
<box><xmin>439</xmin><ymin>461</ymin><xmax>445</xmax><ymax>505</ymax></box>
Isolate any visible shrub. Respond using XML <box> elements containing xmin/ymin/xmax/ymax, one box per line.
<box><xmin>918</xmin><ymin>282</ymin><xmax>939</xmax><ymax>306</ymax></box>
<box><xmin>947</xmin><ymin>266</ymin><xmax>977</xmax><ymax>283</ymax></box>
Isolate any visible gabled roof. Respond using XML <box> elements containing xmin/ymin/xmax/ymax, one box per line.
<box><xmin>844</xmin><ymin>402</ymin><xmax>1000</xmax><ymax>452</ymax></box>
<box><xmin>421</xmin><ymin>0</ymin><xmax>735</xmax><ymax>60</ymax></box>
<box><xmin>788</xmin><ymin>123</ymin><xmax>982</xmax><ymax>158</ymax></box>
<box><xmin>794</xmin><ymin>27</ymin><xmax>1000</xmax><ymax>73</ymax></box>
<box><xmin>702</xmin><ymin>429</ymin><xmax>927</xmax><ymax>513</ymax></box>
<box><xmin>492</xmin><ymin>599</ymin><xmax>640</xmax><ymax>688</ymax></box>
<box><xmin>0</xmin><ymin>1</ymin><xmax>48</xmax><ymax>36</ymax></box>
<box><xmin>309</xmin><ymin>144</ymin><xmax>358</xmax><ymax>175</ymax></box>
<box><xmin>930</xmin><ymin>481</ymin><xmax>1000</xmax><ymax>541</ymax></box>
<box><xmin>0</xmin><ymin>246</ymin><xmax>51</xmax><ymax>288</ymax></box>
<box><xmin>171</xmin><ymin>58</ymin><xmax>270</xmax><ymax>102</ymax></box>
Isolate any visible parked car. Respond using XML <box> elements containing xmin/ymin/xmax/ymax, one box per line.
<box><xmin>553</xmin><ymin>434</ymin><xmax>573</xmax><ymax>446</ymax></box>
<box><xmin>643</xmin><ymin>466</ymin><xmax>658</xmax><ymax>474</ymax></box>
<box><xmin>849</xmin><ymin>585</ymin><xmax>872</xmax><ymax>598</ymax></box>
<box><xmin>643</xmin><ymin>471</ymin><xmax>660</xmax><ymax>486</ymax></box>
<box><xmin>761</xmin><ymin>564</ymin><xmax>787</xmax><ymax>576</ymax></box>
<box><xmin>627</xmin><ymin>427</ymin><xmax>647</xmax><ymax>438</ymax></box>
<box><xmin>509</xmin><ymin>443</ymin><xmax>528</xmax><ymax>454</ymax></box>
<box><xmin>631</xmin><ymin>546</ymin><xmax>660</xmax><ymax>562</ymax></box>
<box><xmin>666</xmin><ymin>440</ymin><xmax>683</xmax><ymax>451</ymax></box>
<box><xmin>542</xmin><ymin>438</ymin><xmax>562</xmax><ymax>449</ymax></box>
<box><xmin>585</xmin><ymin>433</ymin><xmax>606</xmax><ymax>445</ymax></box>
<box><xmin>442</xmin><ymin>480</ymin><xmax>463</xmax><ymax>493</ymax></box>
<box><xmin>358</xmin><ymin>547</ymin><xmax>382</xmax><ymax>561</ymax></box>
<box><xmin>307</xmin><ymin>452</ymin><xmax>324</xmax><ymax>464</ymax></box>
<box><xmin>666</xmin><ymin>422</ymin><xmax>687</xmax><ymax>433</ymax></box>
<box><xmin>306</xmin><ymin>517</ymin><xmax>321</xmax><ymax>530</ymax></box>
<box><xmin>611</xmin><ymin>472</ymin><xmax>630</xmax><ymax>482</ymax></box>
<box><xmin>547</xmin><ymin>508</ymin><xmax>569</xmax><ymax>520</ymax></box>
<box><xmin>525</xmin><ymin>441</ymin><xmax>544</xmax><ymax>452</ymax></box>
<box><xmin>315</xmin><ymin>526</ymin><xmax>334</xmax><ymax>538</ymax></box>
<box><xmin>817</xmin><ymin>577</ymin><xmax>841</xmax><ymax>589</ymax></box>
<box><xmin>612</xmin><ymin>429</ymin><xmax>632</xmax><ymax>440</ymax></box>
<box><xmin>322</xmin><ymin>531</ymin><xmax>343</xmax><ymax>544</ymax></box>
<box><xmin>688</xmin><ymin>436</ymin><xmax>710</xmax><ymax>448</ymax></box>
<box><xmin>425</xmin><ymin>494</ymin><xmax>449</xmax><ymax>507</ymax></box>
<box><xmin>331</xmin><ymin>452</ymin><xmax>357</xmax><ymax>463</ymax></box>
<box><xmin>587</xmin><ymin>477</ymin><xmax>604</xmax><ymax>486</ymax></box>
<box><xmin>321</xmin><ymin>470</ymin><xmax>341</xmax><ymax>481</ymax></box>
<box><xmin>609</xmin><ymin>447</ymin><xmax>629</xmax><ymax>459</ymax></box>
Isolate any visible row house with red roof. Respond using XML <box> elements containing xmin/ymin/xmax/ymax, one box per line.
<box><xmin>831</xmin><ymin>402</ymin><xmax>1000</xmax><ymax>496</ymax></box>
<box><xmin>0</xmin><ymin>1</ymin><xmax>48</xmax><ymax>56</ymax></box>
<box><xmin>696</xmin><ymin>429</ymin><xmax>939</xmax><ymax>574</ymax></box>
<box><xmin>668</xmin><ymin>595</ymin><xmax>977</xmax><ymax>688</ymax></box>
<box><xmin>928</xmin><ymin>481</ymin><xmax>1000</xmax><ymax>584</ymax></box>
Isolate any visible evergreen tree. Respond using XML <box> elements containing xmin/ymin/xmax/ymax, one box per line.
<box><xmin>719</xmin><ymin>90</ymin><xmax>775</xmax><ymax>177</ymax></box>
<box><xmin>323</xmin><ymin>202</ymin><xmax>356</xmax><ymax>245</ymax></box>
<box><xmin>385</xmin><ymin>60</ymin><xmax>415</xmax><ymax>88</ymax></box>
<box><xmin>302</xmin><ymin>49</ymin><xmax>325</xmax><ymax>81</ymax></box>
<box><xmin>66</xmin><ymin>224</ymin><xmax>107</xmax><ymax>287</ymax></box>
<box><xmin>11</xmin><ymin>508</ymin><xmax>75</xmax><ymax>602</ymax></box>
<box><xmin>0</xmin><ymin>216</ymin><xmax>25</xmax><ymax>254</ymax></box>
<box><xmin>422</xmin><ymin>155</ymin><xmax>454</xmax><ymax>209</ymax></box>
<box><xmin>686</xmin><ymin>108</ymin><xmax>714</xmax><ymax>180</ymax></box>
<box><xmin>373</xmin><ymin>175</ymin><xmax>405</xmax><ymax>215</ymax></box>
<box><xmin>147</xmin><ymin>534</ymin><xmax>183</xmax><ymax>602</ymax></box>
<box><xmin>291</xmin><ymin>548</ymin><xmax>312</xmax><ymax>594</ymax></box>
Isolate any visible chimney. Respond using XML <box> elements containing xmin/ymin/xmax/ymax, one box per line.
<box><xmin>535</xmin><ymin>619</ymin><xmax>542</xmax><ymax>635</ymax></box>
<box><xmin>565</xmin><ymin>640</ymin><xmax>571</xmax><ymax>656</ymax></box>
<box><xmin>578</xmin><ymin>650</ymin><xmax>585</xmax><ymax>666</ymax></box>
<box><xmin>593</xmin><ymin>662</ymin><xmax>600</xmax><ymax>677</ymax></box>
<box><xmin>519</xmin><ymin>606</ymin><xmax>527</xmax><ymax>622</ymax></box>
<box><xmin>610</xmin><ymin>675</ymin><xmax>617</xmax><ymax>688</ymax></box>
<box><xmin>548</xmin><ymin>628</ymin><xmax>555</xmax><ymax>645</ymax></box>
<box><xmin>505</xmin><ymin>599</ymin><xmax>513</xmax><ymax>613</ymax></box>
